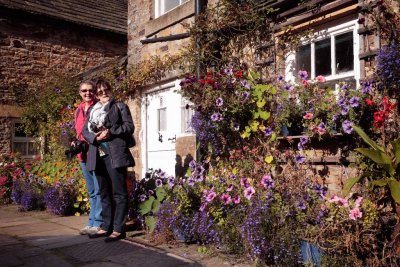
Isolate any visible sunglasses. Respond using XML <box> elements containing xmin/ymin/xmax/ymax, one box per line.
<box><xmin>80</xmin><ymin>89</ymin><xmax>94</xmax><ymax>93</ymax></box>
<box><xmin>96</xmin><ymin>88</ymin><xmax>111</xmax><ymax>95</ymax></box>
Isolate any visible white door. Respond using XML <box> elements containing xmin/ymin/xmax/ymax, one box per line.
<box><xmin>144</xmin><ymin>81</ymin><xmax>181</xmax><ymax>177</ymax></box>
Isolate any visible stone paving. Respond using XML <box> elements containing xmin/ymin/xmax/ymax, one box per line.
<box><xmin>0</xmin><ymin>205</ymin><xmax>251</xmax><ymax>267</ymax></box>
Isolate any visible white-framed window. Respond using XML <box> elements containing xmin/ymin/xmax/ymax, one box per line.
<box><xmin>285</xmin><ymin>19</ymin><xmax>360</xmax><ymax>85</ymax></box>
<box><xmin>154</xmin><ymin>0</ymin><xmax>189</xmax><ymax>18</ymax></box>
<box><xmin>181</xmin><ymin>98</ymin><xmax>194</xmax><ymax>133</ymax></box>
<box><xmin>12</xmin><ymin>121</ymin><xmax>37</xmax><ymax>158</ymax></box>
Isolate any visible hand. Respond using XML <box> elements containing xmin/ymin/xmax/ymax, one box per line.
<box><xmin>96</xmin><ymin>129</ymin><xmax>110</xmax><ymax>141</ymax></box>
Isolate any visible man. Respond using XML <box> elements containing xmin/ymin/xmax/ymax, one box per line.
<box><xmin>74</xmin><ymin>81</ymin><xmax>103</xmax><ymax>234</ymax></box>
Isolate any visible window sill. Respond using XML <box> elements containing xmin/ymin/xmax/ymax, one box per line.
<box><xmin>145</xmin><ymin>0</ymin><xmax>194</xmax><ymax>38</ymax></box>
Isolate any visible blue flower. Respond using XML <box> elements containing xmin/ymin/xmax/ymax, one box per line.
<box><xmin>361</xmin><ymin>81</ymin><xmax>372</xmax><ymax>94</ymax></box>
<box><xmin>342</xmin><ymin>120</ymin><xmax>353</xmax><ymax>134</ymax></box>
<box><xmin>215</xmin><ymin>97</ymin><xmax>224</xmax><ymax>107</ymax></box>
<box><xmin>155</xmin><ymin>179</ymin><xmax>163</xmax><ymax>187</ymax></box>
<box><xmin>295</xmin><ymin>155</ymin><xmax>305</xmax><ymax>164</ymax></box>
<box><xmin>349</xmin><ymin>96</ymin><xmax>359</xmax><ymax>107</ymax></box>
<box><xmin>263</xmin><ymin>127</ymin><xmax>273</xmax><ymax>136</ymax></box>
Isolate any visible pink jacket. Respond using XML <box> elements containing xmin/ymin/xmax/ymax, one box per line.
<box><xmin>74</xmin><ymin>100</ymin><xmax>96</xmax><ymax>162</ymax></box>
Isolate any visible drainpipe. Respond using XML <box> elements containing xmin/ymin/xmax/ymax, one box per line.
<box><xmin>195</xmin><ymin>0</ymin><xmax>207</xmax><ymax>79</ymax></box>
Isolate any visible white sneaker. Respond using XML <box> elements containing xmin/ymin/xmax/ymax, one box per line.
<box><xmin>79</xmin><ymin>226</ymin><xmax>91</xmax><ymax>235</ymax></box>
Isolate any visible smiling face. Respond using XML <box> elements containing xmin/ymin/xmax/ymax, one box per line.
<box><xmin>96</xmin><ymin>85</ymin><xmax>112</xmax><ymax>104</ymax></box>
<box><xmin>79</xmin><ymin>83</ymin><xmax>95</xmax><ymax>103</ymax></box>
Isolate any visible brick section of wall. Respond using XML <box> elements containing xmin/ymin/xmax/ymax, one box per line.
<box><xmin>0</xmin><ymin>118</ymin><xmax>12</xmax><ymax>154</ymax></box>
<box><xmin>0</xmin><ymin>9</ymin><xmax>126</xmax><ymax>90</ymax></box>
<box><xmin>127</xmin><ymin>98</ymin><xmax>142</xmax><ymax>180</ymax></box>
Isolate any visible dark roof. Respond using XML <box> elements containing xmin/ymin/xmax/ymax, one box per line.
<box><xmin>0</xmin><ymin>0</ymin><xmax>127</xmax><ymax>34</ymax></box>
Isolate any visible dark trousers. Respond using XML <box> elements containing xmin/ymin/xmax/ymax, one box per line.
<box><xmin>95</xmin><ymin>154</ymin><xmax>128</xmax><ymax>233</ymax></box>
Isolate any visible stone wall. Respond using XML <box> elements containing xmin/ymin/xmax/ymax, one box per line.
<box><xmin>0</xmin><ymin>8</ymin><xmax>126</xmax><ymax>90</ymax></box>
<box><xmin>0</xmin><ymin>118</ymin><xmax>13</xmax><ymax>154</ymax></box>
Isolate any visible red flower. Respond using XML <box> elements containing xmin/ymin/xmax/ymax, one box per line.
<box><xmin>234</xmin><ymin>70</ymin><xmax>243</xmax><ymax>78</ymax></box>
<box><xmin>365</xmin><ymin>99</ymin><xmax>375</xmax><ymax>106</ymax></box>
<box><xmin>373</xmin><ymin>111</ymin><xmax>385</xmax><ymax>127</ymax></box>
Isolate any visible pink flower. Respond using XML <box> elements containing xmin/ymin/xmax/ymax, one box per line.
<box><xmin>240</xmin><ymin>178</ymin><xmax>250</xmax><ymax>188</ymax></box>
<box><xmin>226</xmin><ymin>184</ymin><xmax>234</xmax><ymax>192</ymax></box>
<box><xmin>260</xmin><ymin>175</ymin><xmax>275</xmax><ymax>189</ymax></box>
<box><xmin>205</xmin><ymin>191</ymin><xmax>217</xmax><ymax>202</ymax></box>
<box><xmin>233</xmin><ymin>195</ymin><xmax>241</xmax><ymax>204</ymax></box>
<box><xmin>316</xmin><ymin>75</ymin><xmax>326</xmax><ymax>83</ymax></box>
<box><xmin>355</xmin><ymin>196</ymin><xmax>363</xmax><ymax>208</ymax></box>
<box><xmin>303</xmin><ymin>112</ymin><xmax>314</xmax><ymax>120</ymax></box>
<box><xmin>328</xmin><ymin>195</ymin><xmax>349</xmax><ymax>207</ymax></box>
<box><xmin>349</xmin><ymin>207</ymin><xmax>362</xmax><ymax>220</ymax></box>
<box><xmin>0</xmin><ymin>176</ymin><xmax>8</xmax><ymax>186</ymax></box>
<box><xmin>199</xmin><ymin>202</ymin><xmax>207</xmax><ymax>211</ymax></box>
<box><xmin>244</xmin><ymin>186</ymin><xmax>255</xmax><ymax>200</ymax></box>
<box><xmin>302</xmin><ymin>79</ymin><xmax>308</xmax><ymax>86</ymax></box>
<box><xmin>220</xmin><ymin>193</ymin><xmax>232</xmax><ymax>205</ymax></box>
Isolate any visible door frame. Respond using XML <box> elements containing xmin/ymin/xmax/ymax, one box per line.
<box><xmin>141</xmin><ymin>80</ymin><xmax>179</xmax><ymax>176</ymax></box>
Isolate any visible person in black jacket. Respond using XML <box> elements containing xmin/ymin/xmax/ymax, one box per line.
<box><xmin>82</xmin><ymin>79</ymin><xmax>135</xmax><ymax>242</ymax></box>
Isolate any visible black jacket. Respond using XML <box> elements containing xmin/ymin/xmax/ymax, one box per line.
<box><xmin>82</xmin><ymin>99</ymin><xmax>135</xmax><ymax>171</ymax></box>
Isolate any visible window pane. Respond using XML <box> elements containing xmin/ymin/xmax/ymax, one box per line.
<box><xmin>335</xmin><ymin>32</ymin><xmax>354</xmax><ymax>73</ymax></box>
<box><xmin>296</xmin><ymin>44</ymin><xmax>311</xmax><ymax>75</ymax></box>
<box><xmin>13</xmin><ymin>142</ymin><xmax>27</xmax><ymax>155</ymax></box>
<box><xmin>181</xmin><ymin>106</ymin><xmax>194</xmax><ymax>133</ymax></box>
<box><xmin>28</xmin><ymin>142</ymin><xmax>37</xmax><ymax>156</ymax></box>
<box><xmin>164</xmin><ymin>0</ymin><xmax>180</xmax><ymax>13</ymax></box>
<box><xmin>158</xmin><ymin>108</ymin><xmax>167</xmax><ymax>131</ymax></box>
<box><xmin>315</xmin><ymin>38</ymin><xmax>331</xmax><ymax>76</ymax></box>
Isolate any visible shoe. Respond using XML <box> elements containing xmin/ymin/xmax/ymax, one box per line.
<box><xmin>104</xmin><ymin>232</ymin><xmax>126</xmax><ymax>242</ymax></box>
<box><xmin>88</xmin><ymin>230</ymin><xmax>109</xmax><ymax>238</ymax></box>
<box><xmin>79</xmin><ymin>226</ymin><xmax>91</xmax><ymax>235</ymax></box>
<box><xmin>88</xmin><ymin>227</ymin><xmax>101</xmax><ymax>235</ymax></box>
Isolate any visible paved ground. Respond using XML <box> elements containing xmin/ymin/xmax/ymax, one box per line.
<box><xmin>0</xmin><ymin>205</ymin><xmax>251</xmax><ymax>267</ymax></box>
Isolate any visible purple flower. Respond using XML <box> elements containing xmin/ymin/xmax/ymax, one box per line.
<box><xmin>139</xmin><ymin>194</ymin><xmax>147</xmax><ymax>202</ymax></box>
<box><xmin>295</xmin><ymin>154</ymin><xmax>305</xmax><ymax>164</ymax></box>
<box><xmin>341</xmin><ymin>84</ymin><xmax>349</xmax><ymax>90</ymax></box>
<box><xmin>342</xmin><ymin>120</ymin><xmax>353</xmax><ymax>134</ymax></box>
<box><xmin>189</xmin><ymin>160</ymin><xmax>197</xmax><ymax>170</ymax></box>
<box><xmin>313</xmin><ymin>184</ymin><xmax>327</xmax><ymax>199</ymax></box>
<box><xmin>244</xmin><ymin>186</ymin><xmax>255</xmax><ymax>200</ymax></box>
<box><xmin>340</xmin><ymin>105</ymin><xmax>350</xmax><ymax>115</ymax></box>
<box><xmin>298</xmin><ymin>70</ymin><xmax>308</xmax><ymax>80</ymax></box>
<box><xmin>337</xmin><ymin>98</ymin><xmax>346</xmax><ymax>107</ymax></box>
<box><xmin>300</xmin><ymin>137</ymin><xmax>308</xmax><ymax>145</ymax></box>
<box><xmin>67</xmin><ymin>105</ymin><xmax>72</xmax><ymax>110</ymax></box>
<box><xmin>297</xmin><ymin>201</ymin><xmax>307</xmax><ymax>210</ymax></box>
<box><xmin>54</xmin><ymin>88</ymin><xmax>61</xmax><ymax>94</ymax></box>
<box><xmin>240</xmin><ymin>79</ymin><xmax>251</xmax><ymax>90</ymax></box>
<box><xmin>224</xmin><ymin>68</ymin><xmax>233</xmax><ymax>76</ymax></box>
<box><xmin>216</xmin><ymin>97</ymin><xmax>224</xmax><ymax>107</ymax></box>
<box><xmin>187</xmin><ymin>177</ymin><xmax>195</xmax><ymax>186</ymax></box>
<box><xmin>349</xmin><ymin>96</ymin><xmax>359</xmax><ymax>107</ymax></box>
<box><xmin>233</xmin><ymin>195</ymin><xmax>241</xmax><ymax>204</ymax></box>
<box><xmin>167</xmin><ymin>176</ymin><xmax>175</xmax><ymax>187</ymax></box>
<box><xmin>284</xmin><ymin>84</ymin><xmax>294</xmax><ymax>91</ymax></box>
<box><xmin>240</xmin><ymin>178</ymin><xmax>250</xmax><ymax>188</ymax></box>
<box><xmin>232</xmin><ymin>122</ymin><xmax>240</xmax><ymax>131</ymax></box>
<box><xmin>211</xmin><ymin>112</ymin><xmax>223</xmax><ymax>122</ymax></box>
<box><xmin>361</xmin><ymin>81</ymin><xmax>372</xmax><ymax>94</ymax></box>
<box><xmin>263</xmin><ymin>127</ymin><xmax>273</xmax><ymax>136</ymax></box>
<box><xmin>148</xmin><ymin>190</ymin><xmax>154</xmax><ymax>195</ymax></box>
<box><xmin>227</xmin><ymin>184</ymin><xmax>234</xmax><ymax>192</ymax></box>
<box><xmin>199</xmin><ymin>202</ymin><xmax>207</xmax><ymax>211</ymax></box>
<box><xmin>277</xmin><ymin>74</ymin><xmax>284</xmax><ymax>82</ymax></box>
<box><xmin>241</xmin><ymin>91</ymin><xmax>250</xmax><ymax>102</ymax></box>
<box><xmin>260</xmin><ymin>175</ymin><xmax>275</xmax><ymax>189</ymax></box>
<box><xmin>155</xmin><ymin>179</ymin><xmax>163</xmax><ymax>187</ymax></box>
<box><xmin>332</xmin><ymin>114</ymin><xmax>339</xmax><ymax>121</ymax></box>
<box><xmin>229</xmin><ymin>174</ymin><xmax>237</xmax><ymax>180</ymax></box>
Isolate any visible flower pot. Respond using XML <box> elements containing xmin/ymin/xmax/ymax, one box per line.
<box><xmin>300</xmin><ymin>240</ymin><xmax>322</xmax><ymax>267</ymax></box>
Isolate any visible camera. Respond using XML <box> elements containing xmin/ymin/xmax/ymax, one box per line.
<box><xmin>65</xmin><ymin>140</ymin><xmax>86</xmax><ymax>160</ymax></box>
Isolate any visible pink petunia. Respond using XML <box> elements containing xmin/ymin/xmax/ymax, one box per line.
<box><xmin>349</xmin><ymin>207</ymin><xmax>363</xmax><ymax>220</ymax></box>
<box><xmin>303</xmin><ymin>112</ymin><xmax>314</xmax><ymax>120</ymax></box>
<box><xmin>205</xmin><ymin>191</ymin><xmax>217</xmax><ymax>202</ymax></box>
<box><xmin>240</xmin><ymin>178</ymin><xmax>250</xmax><ymax>188</ymax></box>
<box><xmin>355</xmin><ymin>196</ymin><xmax>363</xmax><ymax>208</ymax></box>
<box><xmin>227</xmin><ymin>184</ymin><xmax>234</xmax><ymax>192</ymax></box>
<box><xmin>220</xmin><ymin>193</ymin><xmax>232</xmax><ymax>205</ymax></box>
<box><xmin>244</xmin><ymin>186</ymin><xmax>255</xmax><ymax>200</ymax></box>
<box><xmin>316</xmin><ymin>75</ymin><xmax>326</xmax><ymax>83</ymax></box>
<box><xmin>233</xmin><ymin>195</ymin><xmax>241</xmax><ymax>204</ymax></box>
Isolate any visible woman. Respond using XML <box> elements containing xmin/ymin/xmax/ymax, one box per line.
<box><xmin>82</xmin><ymin>79</ymin><xmax>135</xmax><ymax>242</ymax></box>
<box><xmin>74</xmin><ymin>81</ymin><xmax>103</xmax><ymax>235</ymax></box>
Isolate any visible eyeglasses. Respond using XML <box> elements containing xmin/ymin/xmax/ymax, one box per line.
<box><xmin>80</xmin><ymin>89</ymin><xmax>94</xmax><ymax>93</ymax></box>
<box><xmin>96</xmin><ymin>88</ymin><xmax>110</xmax><ymax>95</ymax></box>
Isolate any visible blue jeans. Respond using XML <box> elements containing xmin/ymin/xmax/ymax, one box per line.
<box><xmin>80</xmin><ymin>162</ymin><xmax>103</xmax><ymax>227</ymax></box>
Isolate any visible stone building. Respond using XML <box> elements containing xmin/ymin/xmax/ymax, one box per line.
<box><xmin>0</xmin><ymin>0</ymin><xmax>127</xmax><ymax>156</ymax></box>
<box><xmin>127</xmin><ymin>0</ymin><xmax>396</xmax><ymax>184</ymax></box>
